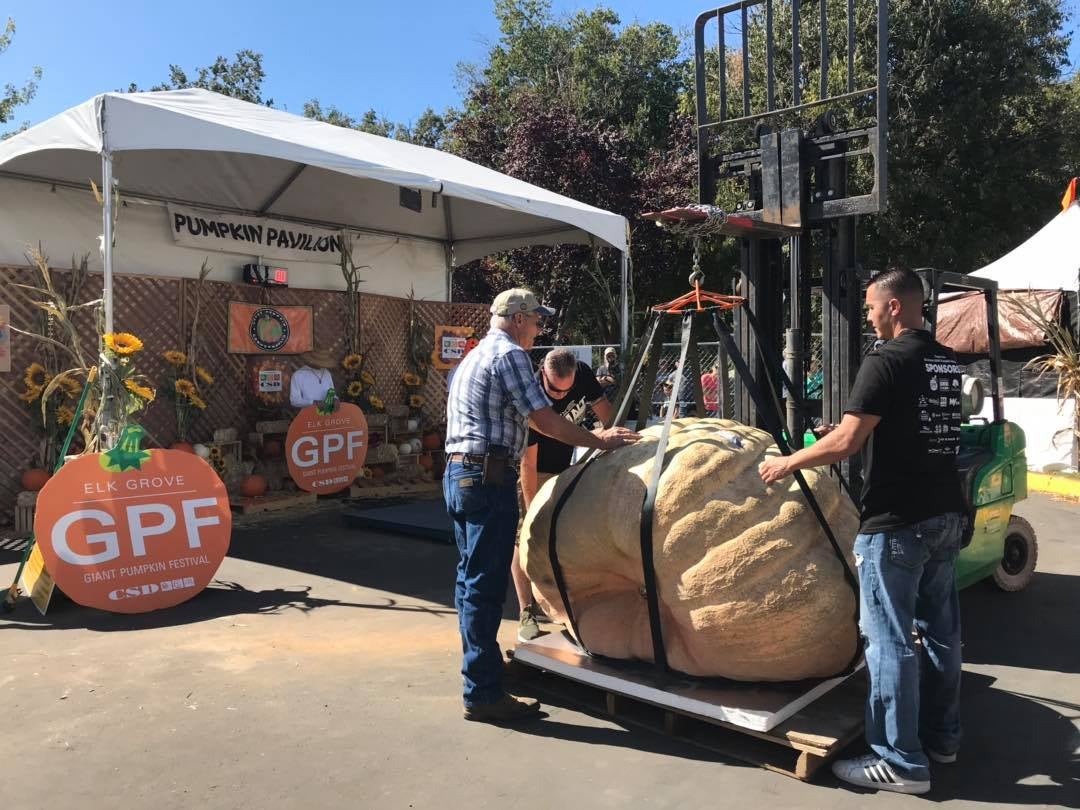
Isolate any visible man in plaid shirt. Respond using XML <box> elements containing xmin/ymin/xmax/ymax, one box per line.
<box><xmin>445</xmin><ymin>288</ymin><xmax>640</xmax><ymax>724</ymax></box>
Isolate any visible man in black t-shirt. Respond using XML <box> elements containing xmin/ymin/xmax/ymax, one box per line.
<box><xmin>512</xmin><ymin>348</ymin><xmax>615</xmax><ymax>641</ymax></box>
<box><xmin>759</xmin><ymin>268</ymin><xmax>964</xmax><ymax>795</ymax></box>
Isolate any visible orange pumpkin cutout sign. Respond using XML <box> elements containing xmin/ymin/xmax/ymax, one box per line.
<box><xmin>286</xmin><ymin>390</ymin><xmax>368</xmax><ymax>494</ymax></box>
<box><xmin>33</xmin><ymin>425</ymin><xmax>231</xmax><ymax>614</ymax></box>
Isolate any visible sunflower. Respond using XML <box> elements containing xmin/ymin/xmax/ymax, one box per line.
<box><xmin>209</xmin><ymin>445</ymin><xmax>223</xmax><ymax>459</ymax></box>
<box><xmin>104</xmin><ymin>332</ymin><xmax>144</xmax><ymax>356</ymax></box>
<box><xmin>163</xmin><ymin>350</ymin><xmax>188</xmax><ymax>366</ymax></box>
<box><xmin>175</xmin><ymin>379</ymin><xmax>197</xmax><ymax>397</ymax></box>
<box><xmin>403</xmin><ymin>372</ymin><xmax>422</xmax><ymax>386</ymax></box>
<box><xmin>358</xmin><ymin>466</ymin><xmax>373</xmax><ymax>480</ymax></box>
<box><xmin>124</xmin><ymin>379</ymin><xmax>156</xmax><ymax>402</ymax></box>
<box><xmin>189</xmin><ymin>393</ymin><xmax>208</xmax><ymax>410</ymax></box>
<box><xmin>18</xmin><ymin>385</ymin><xmax>43</xmax><ymax>403</ymax></box>
<box><xmin>342</xmin><ymin>353</ymin><xmax>363</xmax><ymax>370</ymax></box>
<box><xmin>195</xmin><ymin>367</ymin><xmax>215</xmax><ymax>386</ymax></box>
<box><xmin>368</xmin><ymin>395</ymin><xmax>384</xmax><ymax>411</ymax></box>
<box><xmin>360</xmin><ymin>370</ymin><xmax>376</xmax><ymax>386</ymax></box>
<box><xmin>23</xmin><ymin>363</ymin><xmax>47</xmax><ymax>389</ymax></box>
<box><xmin>59</xmin><ymin>377</ymin><xmax>83</xmax><ymax>398</ymax></box>
<box><xmin>56</xmin><ymin>405</ymin><xmax>76</xmax><ymax>425</ymax></box>
<box><xmin>347</xmin><ymin>381</ymin><xmax>364</xmax><ymax>398</ymax></box>
<box><xmin>409</xmin><ymin>394</ymin><xmax>425</xmax><ymax>409</ymax></box>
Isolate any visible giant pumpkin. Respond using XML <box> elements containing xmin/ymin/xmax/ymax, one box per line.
<box><xmin>520</xmin><ymin>418</ymin><xmax>859</xmax><ymax>682</ymax></box>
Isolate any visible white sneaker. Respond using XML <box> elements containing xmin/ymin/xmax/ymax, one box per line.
<box><xmin>831</xmin><ymin>754</ymin><xmax>931</xmax><ymax>794</ymax></box>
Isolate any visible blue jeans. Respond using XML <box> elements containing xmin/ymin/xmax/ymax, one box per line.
<box><xmin>855</xmin><ymin>512</ymin><xmax>964</xmax><ymax>780</ymax></box>
<box><xmin>443</xmin><ymin>460</ymin><xmax>519</xmax><ymax>707</ymax></box>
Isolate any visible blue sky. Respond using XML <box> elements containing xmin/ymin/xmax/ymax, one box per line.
<box><xmin>4</xmin><ymin>0</ymin><xmax>1080</xmax><ymax>129</ymax></box>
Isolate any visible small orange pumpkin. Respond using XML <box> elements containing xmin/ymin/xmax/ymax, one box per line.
<box><xmin>418</xmin><ymin>453</ymin><xmax>434</xmax><ymax>471</ymax></box>
<box><xmin>370</xmin><ymin>466</ymin><xmax>386</xmax><ymax>481</ymax></box>
<box><xmin>170</xmin><ymin>442</ymin><xmax>195</xmax><ymax>453</ymax></box>
<box><xmin>422</xmin><ymin>432</ymin><xmax>441</xmax><ymax>451</ymax></box>
<box><xmin>21</xmin><ymin>468</ymin><xmax>50</xmax><ymax>491</ymax></box>
<box><xmin>240</xmin><ymin>474</ymin><xmax>268</xmax><ymax>498</ymax></box>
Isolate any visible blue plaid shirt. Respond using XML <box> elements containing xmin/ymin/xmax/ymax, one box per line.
<box><xmin>445</xmin><ymin>328</ymin><xmax>551</xmax><ymax>460</ymax></box>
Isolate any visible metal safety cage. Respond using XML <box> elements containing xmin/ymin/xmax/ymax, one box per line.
<box><xmin>693</xmin><ymin>0</ymin><xmax>889</xmax><ymax>226</ymax></box>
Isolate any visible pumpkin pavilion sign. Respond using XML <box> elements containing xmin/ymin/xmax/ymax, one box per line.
<box><xmin>286</xmin><ymin>391</ymin><xmax>368</xmax><ymax>494</ymax></box>
<box><xmin>33</xmin><ymin>426</ymin><xmax>231</xmax><ymax>614</ymax></box>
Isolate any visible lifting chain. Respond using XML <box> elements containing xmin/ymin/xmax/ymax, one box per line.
<box><xmin>688</xmin><ymin>236</ymin><xmax>705</xmax><ymax>288</ymax></box>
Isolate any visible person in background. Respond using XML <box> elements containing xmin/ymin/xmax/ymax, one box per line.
<box><xmin>701</xmin><ymin>361</ymin><xmax>720</xmax><ymax>417</ymax></box>
<box><xmin>514</xmin><ymin>348</ymin><xmax>616</xmax><ymax>642</ymax></box>
<box><xmin>596</xmin><ymin>346</ymin><xmax>621</xmax><ymax>401</ymax></box>
<box><xmin>290</xmin><ymin>348</ymin><xmax>337</xmax><ymax>408</ymax></box>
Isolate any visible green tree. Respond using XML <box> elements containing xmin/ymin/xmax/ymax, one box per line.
<box><xmin>1</xmin><ymin>18</ymin><xmax>42</xmax><ymax>136</ymax></box>
<box><xmin>128</xmin><ymin>49</ymin><xmax>272</xmax><ymax>105</ymax></box>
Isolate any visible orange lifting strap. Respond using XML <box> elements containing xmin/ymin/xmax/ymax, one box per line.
<box><xmin>651</xmin><ymin>282</ymin><xmax>744</xmax><ymax>315</ymax></box>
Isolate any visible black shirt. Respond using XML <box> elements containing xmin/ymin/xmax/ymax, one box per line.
<box><xmin>527</xmin><ymin>361</ymin><xmax>605</xmax><ymax>474</ymax></box>
<box><xmin>845</xmin><ymin>330</ymin><xmax>965</xmax><ymax>532</ymax></box>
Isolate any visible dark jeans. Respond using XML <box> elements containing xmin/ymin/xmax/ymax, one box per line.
<box><xmin>855</xmin><ymin>512</ymin><xmax>964</xmax><ymax>780</ymax></box>
<box><xmin>443</xmin><ymin>459</ymin><xmax>519</xmax><ymax>707</ymax></box>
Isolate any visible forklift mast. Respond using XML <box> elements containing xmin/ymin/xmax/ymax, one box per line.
<box><xmin>693</xmin><ymin>0</ymin><xmax>888</xmax><ymax>486</ymax></box>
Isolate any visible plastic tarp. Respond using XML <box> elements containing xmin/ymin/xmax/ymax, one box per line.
<box><xmin>0</xmin><ymin>89</ymin><xmax>627</xmax><ymax>265</ymax></box>
<box><xmin>937</xmin><ymin>290</ymin><xmax>1063</xmax><ymax>354</ymax></box>
<box><xmin>973</xmin><ymin>203</ymin><xmax>1080</xmax><ymax>292</ymax></box>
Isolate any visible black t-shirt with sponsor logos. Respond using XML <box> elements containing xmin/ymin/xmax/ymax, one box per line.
<box><xmin>844</xmin><ymin>329</ymin><xmax>965</xmax><ymax>533</ymax></box>
<box><xmin>527</xmin><ymin>361</ymin><xmax>605</xmax><ymax>474</ymax></box>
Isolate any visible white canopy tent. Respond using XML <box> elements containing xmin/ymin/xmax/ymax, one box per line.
<box><xmin>973</xmin><ymin>202</ymin><xmax>1080</xmax><ymax>291</ymax></box>
<box><xmin>971</xmin><ymin>201</ymin><xmax>1080</xmax><ymax>471</ymax></box>
<box><xmin>0</xmin><ymin>89</ymin><xmax>630</xmax><ymax>345</ymax></box>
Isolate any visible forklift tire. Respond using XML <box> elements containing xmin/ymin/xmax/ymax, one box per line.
<box><xmin>992</xmin><ymin>516</ymin><xmax>1038</xmax><ymax>592</ymax></box>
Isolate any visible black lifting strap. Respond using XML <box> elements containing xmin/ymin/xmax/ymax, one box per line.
<box><xmin>545</xmin><ymin>313</ymin><xmax>664</xmax><ymax>654</ymax></box>
<box><xmin>740</xmin><ymin>306</ymin><xmax>862</xmax><ymax>511</ymax></box>
<box><xmin>639</xmin><ymin>312</ymin><xmax>696</xmax><ymax>672</ymax></box>
<box><xmin>712</xmin><ymin>312</ymin><xmax>864</xmax><ymax>674</ymax></box>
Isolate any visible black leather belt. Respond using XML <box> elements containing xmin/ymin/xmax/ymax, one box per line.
<box><xmin>446</xmin><ymin>452</ymin><xmax>486</xmax><ymax>465</ymax></box>
<box><xmin>446</xmin><ymin>452</ymin><xmax>520</xmax><ymax>470</ymax></box>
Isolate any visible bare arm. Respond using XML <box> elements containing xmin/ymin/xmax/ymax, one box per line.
<box><xmin>759</xmin><ymin>412</ymin><xmax>880</xmax><ymax>484</ymax></box>
<box><xmin>591</xmin><ymin>397</ymin><xmax>615</xmax><ymax>429</ymax></box>
<box><xmin>520</xmin><ymin>443</ymin><xmax>539</xmax><ymax>508</ymax></box>
<box><xmin>530</xmin><ymin>406</ymin><xmax>639</xmax><ymax>451</ymax></box>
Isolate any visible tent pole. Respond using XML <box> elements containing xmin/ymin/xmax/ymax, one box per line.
<box><xmin>443</xmin><ymin>196</ymin><xmax>455</xmax><ymax>303</ymax></box>
<box><xmin>619</xmin><ymin>249</ymin><xmax>629</xmax><ymax>353</ymax></box>
<box><xmin>102</xmin><ymin>151</ymin><xmax>114</xmax><ymax>334</ymax></box>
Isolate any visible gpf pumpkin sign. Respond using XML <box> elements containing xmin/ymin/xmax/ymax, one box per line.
<box><xmin>33</xmin><ymin>426</ymin><xmax>231</xmax><ymax>614</ymax></box>
<box><xmin>286</xmin><ymin>395</ymin><xmax>368</xmax><ymax>494</ymax></box>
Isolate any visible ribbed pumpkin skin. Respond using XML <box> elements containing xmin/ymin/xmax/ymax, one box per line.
<box><xmin>520</xmin><ymin>418</ymin><xmax>860</xmax><ymax>682</ymax></box>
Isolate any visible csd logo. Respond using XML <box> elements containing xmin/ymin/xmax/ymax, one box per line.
<box><xmin>108</xmin><ymin>583</ymin><xmax>160</xmax><ymax>601</ymax></box>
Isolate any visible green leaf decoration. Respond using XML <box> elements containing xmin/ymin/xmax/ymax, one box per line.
<box><xmin>316</xmin><ymin>388</ymin><xmax>337</xmax><ymax>416</ymax></box>
<box><xmin>99</xmin><ymin>424</ymin><xmax>151</xmax><ymax>472</ymax></box>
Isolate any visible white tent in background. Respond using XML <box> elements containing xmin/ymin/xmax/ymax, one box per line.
<box><xmin>970</xmin><ymin>200</ymin><xmax>1080</xmax><ymax>471</ymax></box>
<box><xmin>973</xmin><ymin>202</ymin><xmax>1080</xmax><ymax>291</ymax></box>
<box><xmin>0</xmin><ymin>89</ymin><xmax>630</xmax><ymax>345</ymax></box>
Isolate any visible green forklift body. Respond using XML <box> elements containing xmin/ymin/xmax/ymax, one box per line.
<box><xmin>802</xmin><ymin>418</ymin><xmax>1027</xmax><ymax>589</ymax></box>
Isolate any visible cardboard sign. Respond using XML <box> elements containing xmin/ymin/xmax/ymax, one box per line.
<box><xmin>286</xmin><ymin>401</ymin><xmax>368</xmax><ymax>494</ymax></box>
<box><xmin>19</xmin><ymin>542</ymin><xmax>55</xmax><ymax>615</ymax></box>
<box><xmin>432</xmin><ymin>325</ymin><xmax>479</xmax><ymax>371</ymax></box>
<box><xmin>258</xmin><ymin>369</ymin><xmax>283</xmax><ymax>392</ymax></box>
<box><xmin>227</xmin><ymin>302</ymin><xmax>313</xmax><ymax>354</ymax></box>
<box><xmin>33</xmin><ymin>432</ymin><xmax>231</xmax><ymax>614</ymax></box>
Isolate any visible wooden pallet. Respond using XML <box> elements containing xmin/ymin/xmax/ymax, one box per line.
<box><xmin>506</xmin><ymin>654</ymin><xmax>865</xmax><ymax>782</ymax></box>
<box><xmin>230</xmin><ymin>490</ymin><xmax>317</xmax><ymax>515</ymax></box>
<box><xmin>348</xmin><ymin>480</ymin><xmax>441</xmax><ymax>500</ymax></box>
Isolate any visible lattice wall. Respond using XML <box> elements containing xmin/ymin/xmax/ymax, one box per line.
<box><xmin>0</xmin><ymin>262</ymin><xmax>488</xmax><ymax>523</ymax></box>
